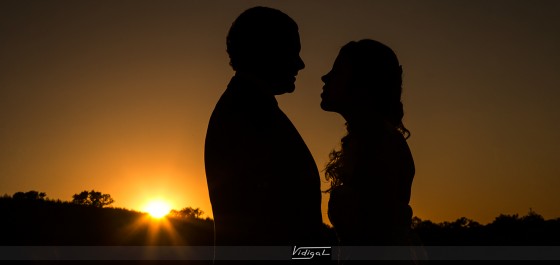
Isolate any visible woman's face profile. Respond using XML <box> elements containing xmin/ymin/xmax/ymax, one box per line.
<box><xmin>320</xmin><ymin>52</ymin><xmax>353</xmax><ymax>113</ymax></box>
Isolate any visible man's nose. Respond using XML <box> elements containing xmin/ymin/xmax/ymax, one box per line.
<box><xmin>296</xmin><ymin>56</ymin><xmax>305</xmax><ymax>71</ymax></box>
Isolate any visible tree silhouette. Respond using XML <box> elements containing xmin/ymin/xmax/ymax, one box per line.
<box><xmin>442</xmin><ymin>217</ymin><xmax>482</xmax><ymax>229</ymax></box>
<box><xmin>71</xmin><ymin>190</ymin><xmax>114</xmax><ymax>208</ymax></box>
<box><xmin>522</xmin><ymin>208</ymin><xmax>545</xmax><ymax>224</ymax></box>
<box><xmin>12</xmin><ymin>191</ymin><xmax>46</xmax><ymax>200</ymax></box>
<box><xmin>169</xmin><ymin>207</ymin><xmax>204</xmax><ymax>219</ymax></box>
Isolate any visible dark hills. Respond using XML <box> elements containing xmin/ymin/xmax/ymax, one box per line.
<box><xmin>1</xmin><ymin>194</ymin><xmax>559</xmax><ymax>246</ymax></box>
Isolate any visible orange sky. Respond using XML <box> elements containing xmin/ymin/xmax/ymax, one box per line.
<box><xmin>1</xmin><ymin>0</ymin><xmax>559</xmax><ymax>225</ymax></box>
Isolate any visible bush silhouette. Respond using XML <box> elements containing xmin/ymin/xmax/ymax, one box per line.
<box><xmin>169</xmin><ymin>207</ymin><xmax>205</xmax><ymax>220</ymax></box>
<box><xmin>71</xmin><ymin>190</ymin><xmax>114</xmax><ymax>208</ymax></box>
<box><xmin>12</xmin><ymin>190</ymin><xmax>47</xmax><ymax>201</ymax></box>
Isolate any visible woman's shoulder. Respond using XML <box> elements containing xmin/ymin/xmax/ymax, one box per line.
<box><xmin>355</xmin><ymin>123</ymin><xmax>408</xmax><ymax>152</ymax></box>
<box><xmin>353</xmin><ymin>124</ymin><xmax>415</xmax><ymax>173</ymax></box>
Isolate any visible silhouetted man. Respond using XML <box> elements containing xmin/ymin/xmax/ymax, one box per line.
<box><xmin>205</xmin><ymin>6</ymin><xmax>323</xmax><ymax>248</ymax></box>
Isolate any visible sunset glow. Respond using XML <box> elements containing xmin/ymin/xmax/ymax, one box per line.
<box><xmin>144</xmin><ymin>200</ymin><xmax>172</xmax><ymax>219</ymax></box>
<box><xmin>1</xmin><ymin>1</ymin><xmax>559</xmax><ymax>225</ymax></box>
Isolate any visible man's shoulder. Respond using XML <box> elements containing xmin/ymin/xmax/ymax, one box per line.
<box><xmin>210</xmin><ymin>88</ymin><xmax>279</xmax><ymax>125</ymax></box>
<box><xmin>209</xmin><ymin>94</ymin><xmax>250</xmax><ymax>129</ymax></box>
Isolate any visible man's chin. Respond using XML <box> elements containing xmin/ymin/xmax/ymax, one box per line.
<box><xmin>271</xmin><ymin>82</ymin><xmax>296</xmax><ymax>95</ymax></box>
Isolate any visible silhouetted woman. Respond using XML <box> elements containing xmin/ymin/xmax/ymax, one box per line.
<box><xmin>321</xmin><ymin>39</ymin><xmax>417</xmax><ymax>261</ymax></box>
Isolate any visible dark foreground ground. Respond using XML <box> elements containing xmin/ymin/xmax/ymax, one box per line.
<box><xmin>1</xmin><ymin>196</ymin><xmax>559</xmax><ymax>264</ymax></box>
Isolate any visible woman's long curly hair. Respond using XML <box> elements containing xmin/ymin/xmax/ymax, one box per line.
<box><xmin>324</xmin><ymin>39</ymin><xmax>410</xmax><ymax>192</ymax></box>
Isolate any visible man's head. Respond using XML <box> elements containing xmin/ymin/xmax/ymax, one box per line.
<box><xmin>227</xmin><ymin>6</ymin><xmax>305</xmax><ymax>95</ymax></box>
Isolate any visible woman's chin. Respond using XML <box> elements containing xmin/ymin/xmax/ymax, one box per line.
<box><xmin>320</xmin><ymin>101</ymin><xmax>336</xmax><ymax>112</ymax></box>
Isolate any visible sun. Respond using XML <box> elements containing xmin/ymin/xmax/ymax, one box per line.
<box><xmin>144</xmin><ymin>200</ymin><xmax>172</xmax><ymax>219</ymax></box>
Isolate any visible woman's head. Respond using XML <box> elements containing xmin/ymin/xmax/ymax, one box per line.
<box><xmin>321</xmin><ymin>39</ymin><xmax>409</xmax><ymax>138</ymax></box>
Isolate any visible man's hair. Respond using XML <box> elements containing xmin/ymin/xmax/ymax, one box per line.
<box><xmin>226</xmin><ymin>6</ymin><xmax>298</xmax><ymax>71</ymax></box>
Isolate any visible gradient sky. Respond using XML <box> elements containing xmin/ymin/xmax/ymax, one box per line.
<box><xmin>1</xmin><ymin>0</ymin><xmax>559</xmax><ymax>225</ymax></box>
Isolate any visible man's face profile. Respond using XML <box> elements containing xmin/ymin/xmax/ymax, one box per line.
<box><xmin>227</xmin><ymin>7</ymin><xmax>305</xmax><ymax>95</ymax></box>
<box><xmin>253</xmin><ymin>29</ymin><xmax>305</xmax><ymax>95</ymax></box>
